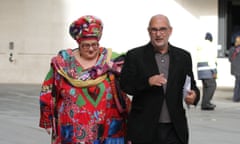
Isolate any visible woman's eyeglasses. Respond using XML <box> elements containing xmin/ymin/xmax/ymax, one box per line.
<box><xmin>81</xmin><ymin>42</ymin><xmax>99</xmax><ymax>50</ymax></box>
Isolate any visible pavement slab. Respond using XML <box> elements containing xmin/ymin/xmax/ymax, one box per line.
<box><xmin>0</xmin><ymin>84</ymin><xmax>239</xmax><ymax>144</ymax></box>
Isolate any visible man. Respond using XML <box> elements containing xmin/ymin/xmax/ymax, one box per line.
<box><xmin>120</xmin><ymin>14</ymin><xmax>200</xmax><ymax>144</ymax></box>
<box><xmin>229</xmin><ymin>35</ymin><xmax>240</xmax><ymax>102</ymax></box>
<box><xmin>197</xmin><ymin>32</ymin><xmax>217</xmax><ymax>110</ymax></box>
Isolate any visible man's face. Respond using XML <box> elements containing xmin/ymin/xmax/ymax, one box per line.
<box><xmin>148</xmin><ymin>17</ymin><xmax>172</xmax><ymax>51</ymax></box>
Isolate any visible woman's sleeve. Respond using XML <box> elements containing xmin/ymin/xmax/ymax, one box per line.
<box><xmin>39</xmin><ymin>67</ymin><xmax>54</xmax><ymax>129</ymax></box>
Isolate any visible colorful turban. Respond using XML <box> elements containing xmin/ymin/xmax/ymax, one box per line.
<box><xmin>69</xmin><ymin>15</ymin><xmax>103</xmax><ymax>43</ymax></box>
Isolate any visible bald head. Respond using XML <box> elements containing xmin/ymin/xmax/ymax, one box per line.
<box><xmin>148</xmin><ymin>14</ymin><xmax>171</xmax><ymax>28</ymax></box>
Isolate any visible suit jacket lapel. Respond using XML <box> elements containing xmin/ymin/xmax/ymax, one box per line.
<box><xmin>144</xmin><ymin>43</ymin><xmax>159</xmax><ymax>76</ymax></box>
<box><xmin>166</xmin><ymin>46</ymin><xmax>180</xmax><ymax>93</ymax></box>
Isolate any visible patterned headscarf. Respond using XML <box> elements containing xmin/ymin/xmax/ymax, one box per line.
<box><xmin>69</xmin><ymin>15</ymin><xmax>103</xmax><ymax>44</ymax></box>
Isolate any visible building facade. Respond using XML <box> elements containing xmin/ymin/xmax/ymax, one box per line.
<box><xmin>0</xmin><ymin>0</ymin><xmax>238</xmax><ymax>87</ymax></box>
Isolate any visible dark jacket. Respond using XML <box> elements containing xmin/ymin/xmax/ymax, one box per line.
<box><xmin>229</xmin><ymin>45</ymin><xmax>240</xmax><ymax>76</ymax></box>
<box><xmin>120</xmin><ymin>43</ymin><xmax>200</xmax><ymax>144</ymax></box>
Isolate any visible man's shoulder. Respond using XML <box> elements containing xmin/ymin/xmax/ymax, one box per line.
<box><xmin>127</xmin><ymin>44</ymin><xmax>149</xmax><ymax>55</ymax></box>
<box><xmin>170</xmin><ymin>45</ymin><xmax>190</xmax><ymax>56</ymax></box>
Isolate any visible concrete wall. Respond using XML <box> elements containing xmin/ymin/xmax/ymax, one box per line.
<box><xmin>0</xmin><ymin>0</ymin><xmax>234</xmax><ymax>87</ymax></box>
<box><xmin>0</xmin><ymin>0</ymin><xmax>67</xmax><ymax>84</ymax></box>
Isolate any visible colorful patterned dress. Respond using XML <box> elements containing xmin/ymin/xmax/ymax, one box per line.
<box><xmin>39</xmin><ymin>47</ymin><xmax>129</xmax><ymax>144</ymax></box>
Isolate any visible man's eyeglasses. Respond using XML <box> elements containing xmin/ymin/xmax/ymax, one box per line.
<box><xmin>80</xmin><ymin>42</ymin><xmax>99</xmax><ymax>50</ymax></box>
<box><xmin>149</xmin><ymin>27</ymin><xmax>169</xmax><ymax>34</ymax></box>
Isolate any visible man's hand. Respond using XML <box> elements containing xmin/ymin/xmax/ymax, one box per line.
<box><xmin>148</xmin><ymin>73</ymin><xmax>167</xmax><ymax>86</ymax></box>
<box><xmin>213</xmin><ymin>73</ymin><xmax>217</xmax><ymax>79</ymax></box>
<box><xmin>184</xmin><ymin>90</ymin><xmax>196</xmax><ymax>105</ymax></box>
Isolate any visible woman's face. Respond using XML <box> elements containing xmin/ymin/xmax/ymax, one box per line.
<box><xmin>79</xmin><ymin>39</ymin><xmax>99</xmax><ymax>60</ymax></box>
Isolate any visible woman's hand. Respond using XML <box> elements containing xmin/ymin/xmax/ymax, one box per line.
<box><xmin>112</xmin><ymin>61</ymin><xmax>124</xmax><ymax>73</ymax></box>
<box><xmin>45</xmin><ymin>128</ymin><xmax>51</xmax><ymax>135</ymax></box>
<box><xmin>108</xmin><ymin>60</ymin><xmax>124</xmax><ymax>73</ymax></box>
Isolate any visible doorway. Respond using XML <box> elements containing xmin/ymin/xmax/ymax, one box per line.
<box><xmin>218</xmin><ymin>0</ymin><xmax>240</xmax><ymax>57</ymax></box>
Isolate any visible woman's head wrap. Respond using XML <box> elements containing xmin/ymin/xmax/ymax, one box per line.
<box><xmin>69</xmin><ymin>15</ymin><xmax>103</xmax><ymax>43</ymax></box>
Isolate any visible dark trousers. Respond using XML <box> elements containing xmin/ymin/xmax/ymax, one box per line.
<box><xmin>201</xmin><ymin>79</ymin><xmax>216</xmax><ymax>107</ymax></box>
<box><xmin>132</xmin><ymin>123</ymin><xmax>183</xmax><ymax>144</ymax></box>
<box><xmin>233</xmin><ymin>75</ymin><xmax>240</xmax><ymax>102</ymax></box>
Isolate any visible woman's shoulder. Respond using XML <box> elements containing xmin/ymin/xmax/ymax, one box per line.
<box><xmin>50</xmin><ymin>48</ymin><xmax>76</xmax><ymax>65</ymax></box>
<box><xmin>53</xmin><ymin>48</ymin><xmax>75</xmax><ymax>58</ymax></box>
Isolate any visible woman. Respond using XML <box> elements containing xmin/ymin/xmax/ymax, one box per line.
<box><xmin>39</xmin><ymin>15</ymin><xmax>130</xmax><ymax>144</ymax></box>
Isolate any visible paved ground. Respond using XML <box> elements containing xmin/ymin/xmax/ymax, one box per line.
<box><xmin>188</xmin><ymin>88</ymin><xmax>240</xmax><ymax>144</ymax></box>
<box><xmin>0</xmin><ymin>84</ymin><xmax>239</xmax><ymax>144</ymax></box>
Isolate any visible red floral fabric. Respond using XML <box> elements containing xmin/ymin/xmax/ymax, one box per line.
<box><xmin>39</xmin><ymin>48</ymin><xmax>128</xmax><ymax>144</ymax></box>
